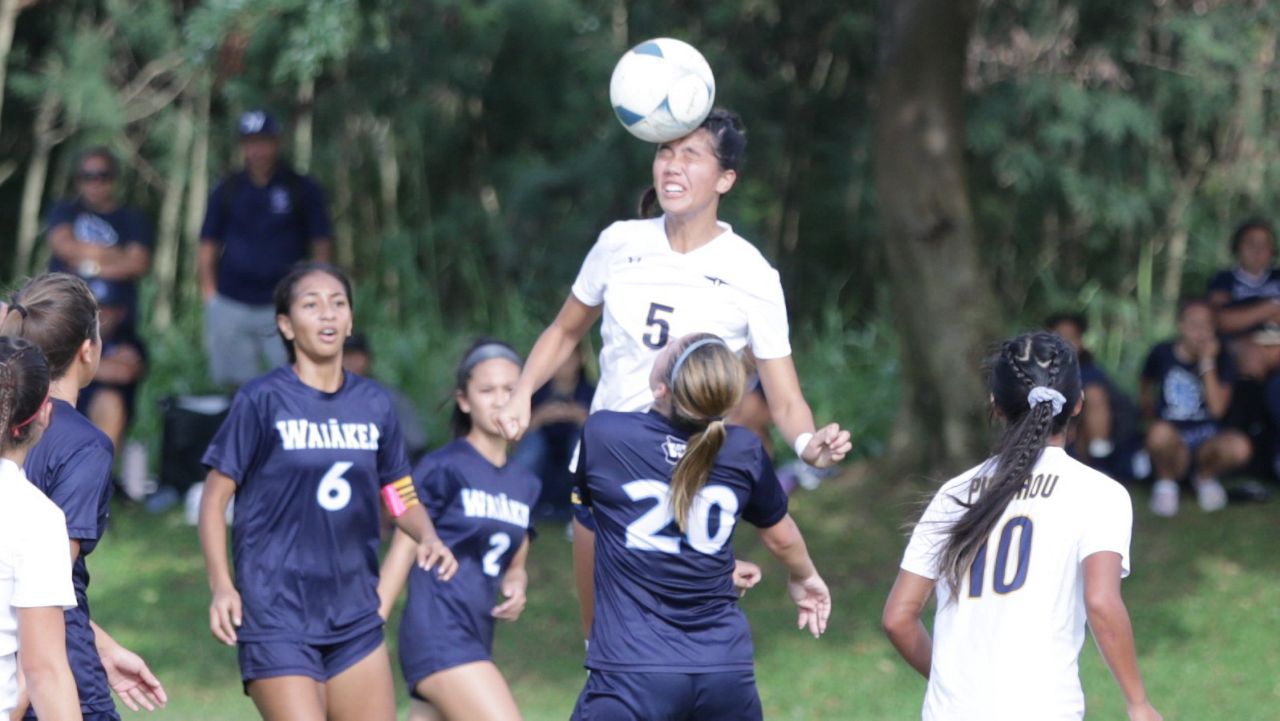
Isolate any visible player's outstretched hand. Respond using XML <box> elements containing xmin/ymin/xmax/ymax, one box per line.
<box><xmin>416</xmin><ymin>537</ymin><xmax>459</xmax><ymax>581</ymax></box>
<box><xmin>100</xmin><ymin>641</ymin><xmax>168</xmax><ymax>711</ymax></box>
<box><xmin>492</xmin><ymin>568</ymin><xmax>528</xmax><ymax>622</ymax></box>
<box><xmin>209</xmin><ymin>585</ymin><xmax>242</xmax><ymax>646</ymax></box>
<box><xmin>801</xmin><ymin>423</ymin><xmax>852</xmax><ymax>469</ymax></box>
<box><xmin>496</xmin><ymin>393</ymin><xmax>533</xmax><ymax>442</ymax></box>
<box><xmin>1127</xmin><ymin>702</ymin><xmax>1162</xmax><ymax>721</ymax></box>
<box><xmin>732</xmin><ymin>560</ymin><xmax>763</xmax><ymax>597</ymax></box>
<box><xmin>788</xmin><ymin>572</ymin><xmax>832</xmax><ymax>639</ymax></box>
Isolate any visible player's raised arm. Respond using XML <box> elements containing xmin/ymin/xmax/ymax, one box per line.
<box><xmin>499</xmin><ymin>294</ymin><xmax>601</xmax><ymax>441</ymax></box>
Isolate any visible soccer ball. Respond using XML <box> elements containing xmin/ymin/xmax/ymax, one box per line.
<box><xmin>610</xmin><ymin>38</ymin><xmax>716</xmax><ymax>143</ymax></box>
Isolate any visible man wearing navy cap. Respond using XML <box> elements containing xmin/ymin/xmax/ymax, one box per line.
<box><xmin>198</xmin><ymin>110</ymin><xmax>333</xmax><ymax>387</ymax></box>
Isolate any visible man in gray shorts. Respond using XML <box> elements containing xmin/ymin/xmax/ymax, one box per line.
<box><xmin>198</xmin><ymin>111</ymin><xmax>333</xmax><ymax>386</ymax></box>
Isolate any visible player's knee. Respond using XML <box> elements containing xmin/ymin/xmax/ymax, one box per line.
<box><xmin>1145</xmin><ymin>422</ymin><xmax>1180</xmax><ymax>454</ymax></box>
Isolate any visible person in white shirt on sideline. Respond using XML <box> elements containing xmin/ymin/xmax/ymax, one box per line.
<box><xmin>882</xmin><ymin>331</ymin><xmax>1161</xmax><ymax>721</ymax></box>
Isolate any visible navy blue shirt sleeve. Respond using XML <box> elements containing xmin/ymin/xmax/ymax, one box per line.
<box><xmin>46</xmin><ymin>199</ymin><xmax>76</xmax><ymax>229</ymax></box>
<box><xmin>130</xmin><ymin>208</ymin><xmax>155</xmax><ymax>250</ymax></box>
<box><xmin>376</xmin><ymin>394</ymin><xmax>411</xmax><ymax>486</ymax></box>
<box><xmin>202</xmin><ymin>389</ymin><xmax>266</xmax><ymax>483</ymax></box>
<box><xmin>300</xmin><ymin>177</ymin><xmax>333</xmax><ymax>241</ymax></box>
<box><xmin>1216</xmin><ymin>347</ymin><xmax>1236</xmax><ymax>384</ymax></box>
<box><xmin>1206</xmin><ymin>270</ymin><xmax>1233</xmax><ymax>296</ymax></box>
<box><xmin>741</xmin><ymin>442</ymin><xmax>788</xmax><ymax>529</ymax></box>
<box><xmin>413</xmin><ymin>456</ymin><xmax>459</xmax><ymax>520</ymax></box>
<box><xmin>48</xmin><ymin>444</ymin><xmax>114</xmax><ymax>542</ymax></box>
<box><xmin>1140</xmin><ymin>345</ymin><xmax>1163</xmax><ymax>382</ymax></box>
<box><xmin>200</xmin><ymin>181</ymin><xmax>228</xmax><ymax>243</ymax></box>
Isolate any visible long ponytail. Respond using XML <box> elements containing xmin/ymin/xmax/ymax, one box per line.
<box><xmin>663</xmin><ymin>334</ymin><xmax>745</xmax><ymax>531</ymax></box>
<box><xmin>934</xmin><ymin>332</ymin><xmax>1080</xmax><ymax>593</ymax></box>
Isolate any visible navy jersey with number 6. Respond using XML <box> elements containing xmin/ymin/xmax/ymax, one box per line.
<box><xmin>202</xmin><ymin>366</ymin><xmax>411</xmax><ymax>644</ymax></box>
<box><xmin>397</xmin><ymin>439</ymin><xmax>541</xmax><ymax>681</ymax></box>
<box><xmin>578</xmin><ymin>410</ymin><xmax>788</xmax><ymax>673</ymax></box>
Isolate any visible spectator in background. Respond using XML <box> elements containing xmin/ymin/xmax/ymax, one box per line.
<box><xmin>1046</xmin><ymin>312</ymin><xmax>1140</xmax><ymax>480</ymax></box>
<box><xmin>78</xmin><ymin>284</ymin><xmax>147</xmax><ymax>455</ymax></box>
<box><xmin>1207</xmin><ymin>218</ymin><xmax>1280</xmax><ymax>380</ymax></box>
<box><xmin>512</xmin><ymin>343</ymin><xmax>594</xmax><ymax>520</ymax></box>
<box><xmin>46</xmin><ymin>146</ymin><xmax>152</xmax><ymax>330</ymax></box>
<box><xmin>342</xmin><ymin>333</ymin><xmax>429</xmax><ymax>461</ymax></box>
<box><xmin>1141</xmin><ymin>298</ymin><xmax>1251</xmax><ymax>517</ymax></box>
<box><xmin>198</xmin><ymin>110</ymin><xmax>333</xmax><ymax>388</ymax></box>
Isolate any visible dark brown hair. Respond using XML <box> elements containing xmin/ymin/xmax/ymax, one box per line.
<box><xmin>0</xmin><ymin>273</ymin><xmax>99</xmax><ymax>380</ymax></box>
<box><xmin>0</xmin><ymin>336</ymin><xmax>51</xmax><ymax>448</ymax></box>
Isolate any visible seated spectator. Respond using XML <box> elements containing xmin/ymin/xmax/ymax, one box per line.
<box><xmin>46</xmin><ymin>146</ymin><xmax>152</xmax><ymax>330</ymax></box>
<box><xmin>77</xmin><ymin>284</ymin><xmax>147</xmax><ymax>454</ymax></box>
<box><xmin>1207</xmin><ymin>218</ymin><xmax>1280</xmax><ymax>379</ymax></box>
<box><xmin>1141</xmin><ymin>298</ymin><xmax>1252</xmax><ymax>516</ymax></box>
<box><xmin>511</xmin><ymin>344</ymin><xmax>594</xmax><ymax>520</ymax></box>
<box><xmin>341</xmin><ymin>333</ymin><xmax>428</xmax><ymax>461</ymax></box>
<box><xmin>1046</xmin><ymin>312</ymin><xmax>1141</xmax><ymax>480</ymax></box>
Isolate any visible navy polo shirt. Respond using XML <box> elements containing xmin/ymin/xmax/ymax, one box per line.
<box><xmin>200</xmin><ymin>168</ymin><xmax>332</xmax><ymax>305</ymax></box>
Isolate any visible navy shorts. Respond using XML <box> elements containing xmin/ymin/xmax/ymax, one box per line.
<box><xmin>237</xmin><ymin>625</ymin><xmax>384</xmax><ymax>688</ymax></box>
<box><xmin>398</xmin><ymin>604</ymin><xmax>493</xmax><ymax>699</ymax></box>
<box><xmin>1175</xmin><ymin>421</ymin><xmax>1219</xmax><ymax>455</ymax></box>
<box><xmin>571</xmin><ymin>669</ymin><xmax>762</xmax><ymax>721</ymax></box>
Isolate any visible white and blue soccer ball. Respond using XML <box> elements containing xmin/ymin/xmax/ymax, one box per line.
<box><xmin>610</xmin><ymin>38</ymin><xmax>716</xmax><ymax>143</ymax></box>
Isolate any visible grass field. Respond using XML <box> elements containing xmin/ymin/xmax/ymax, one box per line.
<box><xmin>89</xmin><ymin>466</ymin><xmax>1280</xmax><ymax>720</ymax></box>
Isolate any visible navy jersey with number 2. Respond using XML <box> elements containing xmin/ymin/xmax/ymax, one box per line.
<box><xmin>202</xmin><ymin>366</ymin><xmax>411</xmax><ymax>644</ymax></box>
<box><xmin>397</xmin><ymin>439</ymin><xmax>541</xmax><ymax>686</ymax></box>
<box><xmin>578</xmin><ymin>410</ymin><xmax>788</xmax><ymax>673</ymax></box>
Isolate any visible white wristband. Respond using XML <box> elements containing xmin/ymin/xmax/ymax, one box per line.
<box><xmin>793</xmin><ymin>432</ymin><xmax>814</xmax><ymax>461</ymax></box>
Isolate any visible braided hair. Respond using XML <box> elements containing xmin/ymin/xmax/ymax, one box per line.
<box><xmin>934</xmin><ymin>331</ymin><xmax>1081</xmax><ymax>594</ymax></box>
<box><xmin>0</xmin><ymin>336</ymin><xmax>52</xmax><ymax>449</ymax></box>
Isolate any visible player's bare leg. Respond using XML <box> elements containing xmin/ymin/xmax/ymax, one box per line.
<box><xmin>408</xmin><ymin>698</ymin><xmax>446</xmax><ymax>721</ymax></box>
<box><xmin>324</xmin><ymin>642</ymin><xmax>397</xmax><ymax>721</ymax></box>
<box><xmin>247</xmin><ymin>676</ymin><xmax>326</xmax><ymax>721</ymax></box>
<box><xmin>414</xmin><ymin>660</ymin><xmax>522</xmax><ymax>721</ymax></box>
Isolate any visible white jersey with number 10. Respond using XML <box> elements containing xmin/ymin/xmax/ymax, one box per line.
<box><xmin>901</xmin><ymin>446</ymin><xmax>1133</xmax><ymax>721</ymax></box>
<box><xmin>571</xmin><ymin>216</ymin><xmax>791</xmax><ymax>414</ymax></box>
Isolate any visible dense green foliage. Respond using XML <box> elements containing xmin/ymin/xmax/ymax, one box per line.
<box><xmin>2</xmin><ymin>0</ymin><xmax>1279</xmax><ymax>443</ymax></box>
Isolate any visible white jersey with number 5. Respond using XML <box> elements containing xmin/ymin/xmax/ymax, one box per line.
<box><xmin>571</xmin><ymin>216</ymin><xmax>791</xmax><ymax>414</ymax></box>
<box><xmin>900</xmin><ymin>447</ymin><xmax>1133</xmax><ymax>721</ymax></box>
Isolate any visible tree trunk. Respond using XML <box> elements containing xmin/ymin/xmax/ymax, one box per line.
<box><xmin>181</xmin><ymin>74</ymin><xmax>211</xmax><ymax>314</ymax></box>
<box><xmin>872</xmin><ymin>0</ymin><xmax>1000</xmax><ymax>474</ymax></box>
<box><xmin>15</xmin><ymin>87</ymin><xmax>62</xmax><ymax>274</ymax></box>
<box><xmin>333</xmin><ymin>118</ymin><xmax>355</xmax><ymax>269</ymax></box>
<box><xmin>152</xmin><ymin>102</ymin><xmax>194</xmax><ymax>328</ymax></box>
<box><xmin>294</xmin><ymin>75</ymin><xmax>315</xmax><ymax>173</ymax></box>
<box><xmin>0</xmin><ymin>0</ymin><xmax>36</xmax><ymax>139</ymax></box>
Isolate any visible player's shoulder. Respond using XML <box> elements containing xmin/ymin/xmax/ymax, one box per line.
<box><xmin>340</xmin><ymin>371</ymin><xmax>395</xmax><ymax>405</ymax></box>
<box><xmin>714</xmin><ymin>225</ymin><xmax>778</xmax><ymax>270</ymax></box>
<box><xmin>722</xmin><ymin>424</ymin><xmax>769</xmax><ymax>462</ymax></box>
<box><xmin>1</xmin><ymin>463</ymin><xmax>62</xmax><ymax>519</ymax></box>
<box><xmin>1049</xmin><ymin>450</ymin><xmax>1130</xmax><ymax>501</ymax></box>
<box><xmin>45</xmin><ymin>400</ymin><xmax>112</xmax><ymax>455</ymax></box>
<box><xmin>597</xmin><ymin>217</ymin><xmax>665</xmax><ymax>249</ymax></box>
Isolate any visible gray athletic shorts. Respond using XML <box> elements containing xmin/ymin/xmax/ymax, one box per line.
<box><xmin>203</xmin><ymin>293</ymin><xmax>287</xmax><ymax>387</ymax></box>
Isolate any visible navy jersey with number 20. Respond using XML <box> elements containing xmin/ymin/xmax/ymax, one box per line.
<box><xmin>578</xmin><ymin>410</ymin><xmax>788</xmax><ymax>673</ymax></box>
<box><xmin>202</xmin><ymin>366</ymin><xmax>411</xmax><ymax>644</ymax></box>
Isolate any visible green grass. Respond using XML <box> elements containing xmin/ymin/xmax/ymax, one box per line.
<box><xmin>90</xmin><ymin>469</ymin><xmax>1280</xmax><ymax>720</ymax></box>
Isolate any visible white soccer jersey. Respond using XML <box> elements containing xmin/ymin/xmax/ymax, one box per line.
<box><xmin>571</xmin><ymin>216</ymin><xmax>791</xmax><ymax>414</ymax></box>
<box><xmin>900</xmin><ymin>447</ymin><xmax>1132</xmax><ymax>721</ymax></box>
<box><xmin>0</xmin><ymin>459</ymin><xmax>76</xmax><ymax>714</ymax></box>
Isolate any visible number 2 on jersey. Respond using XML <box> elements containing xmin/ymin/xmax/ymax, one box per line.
<box><xmin>623</xmin><ymin>480</ymin><xmax>738</xmax><ymax>555</ymax></box>
<box><xmin>643</xmin><ymin>302</ymin><xmax>675</xmax><ymax>349</ymax></box>
<box><xmin>968</xmin><ymin>516</ymin><xmax>1033</xmax><ymax>597</ymax></box>
<box><xmin>483</xmin><ymin>532</ymin><xmax>512</xmax><ymax>577</ymax></box>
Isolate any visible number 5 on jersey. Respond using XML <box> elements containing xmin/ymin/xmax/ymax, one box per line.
<box><xmin>643</xmin><ymin>302</ymin><xmax>675</xmax><ymax>349</ymax></box>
